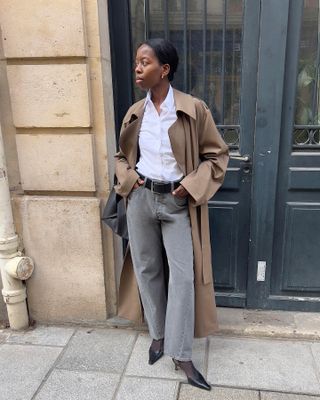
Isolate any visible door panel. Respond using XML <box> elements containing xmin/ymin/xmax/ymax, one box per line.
<box><xmin>269</xmin><ymin>0</ymin><xmax>320</xmax><ymax>310</ymax></box>
<box><xmin>282</xmin><ymin>204</ymin><xmax>320</xmax><ymax>290</ymax></box>
<box><xmin>245</xmin><ymin>0</ymin><xmax>291</xmax><ymax>310</ymax></box>
<box><xmin>211</xmin><ymin>0</ymin><xmax>259</xmax><ymax>307</ymax></box>
<box><xmin>210</xmin><ymin>202</ymin><xmax>239</xmax><ymax>288</ymax></box>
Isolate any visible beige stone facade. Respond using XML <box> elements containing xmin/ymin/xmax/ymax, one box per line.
<box><xmin>0</xmin><ymin>0</ymin><xmax>119</xmax><ymax>324</ymax></box>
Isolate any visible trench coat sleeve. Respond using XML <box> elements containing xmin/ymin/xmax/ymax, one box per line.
<box><xmin>114</xmin><ymin>118</ymin><xmax>140</xmax><ymax>198</ymax></box>
<box><xmin>114</xmin><ymin>149</ymin><xmax>139</xmax><ymax>197</ymax></box>
<box><xmin>180</xmin><ymin>100</ymin><xmax>229</xmax><ymax>206</ymax></box>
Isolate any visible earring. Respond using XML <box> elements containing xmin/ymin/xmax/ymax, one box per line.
<box><xmin>161</xmin><ymin>74</ymin><xmax>164</xmax><ymax>79</ymax></box>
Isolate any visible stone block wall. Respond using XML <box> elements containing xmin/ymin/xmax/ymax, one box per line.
<box><xmin>0</xmin><ymin>0</ymin><xmax>118</xmax><ymax>324</ymax></box>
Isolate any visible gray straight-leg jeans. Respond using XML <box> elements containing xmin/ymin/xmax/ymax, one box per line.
<box><xmin>126</xmin><ymin>184</ymin><xmax>194</xmax><ymax>361</ymax></box>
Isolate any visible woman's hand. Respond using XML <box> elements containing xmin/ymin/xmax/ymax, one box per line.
<box><xmin>172</xmin><ymin>185</ymin><xmax>188</xmax><ymax>198</ymax></box>
<box><xmin>133</xmin><ymin>178</ymin><xmax>144</xmax><ymax>189</ymax></box>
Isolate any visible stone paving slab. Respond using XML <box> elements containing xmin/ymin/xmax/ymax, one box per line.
<box><xmin>208</xmin><ymin>336</ymin><xmax>320</xmax><ymax>395</ymax></box>
<box><xmin>2</xmin><ymin>321</ymin><xmax>320</xmax><ymax>400</ymax></box>
<box><xmin>310</xmin><ymin>343</ymin><xmax>320</xmax><ymax>379</ymax></box>
<box><xmin>0</xmin><ymin>344</ymin><xmax>62</xmax><ymax>400</ymax></box>
<box><xmin>0</xmin><ymin>330</ymin><xmax>9</xmax><ymax>343</ymax></box>
<box><xmin>179</xmin><ymin>385</ymin><xmax>259</xmax><ymax>399</ymax></box>
<box><xmin>261</xmin><ymin>392</ymin><xmax>320</xmax><ymax>399</ymax></box>
<box><xmin>125</xmin><ymin>332</ymin><xmax>207</xmax><ymax>380</ymax></box>
<box><xmin>115</xmin><ymin>376</ymin><xmax>179</xmax><ymax>400</ymax></box>
<box><xmin>6</xmin><ymin>325</ymin><xmax>75</xmax><ymax>346</ymax></box>
<box><xmin>34</xmin><ymin>369</ymin><xmax>120</xmax><ymax>400</ymax></box>
<box><xmin>55</xmin><ymin>327</ymin><xmax>137</xmax><ymax>374</ymax></box>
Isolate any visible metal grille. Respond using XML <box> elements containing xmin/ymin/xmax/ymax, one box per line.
<box><xmin>129</xmin><ymin>0</ymin><xmax>244</xmax><ymax>151</ymax></box>
<box><xmin>293</xmin><ymin>125</ymin><xmax>320</xmax><ymax>147</ymax></box>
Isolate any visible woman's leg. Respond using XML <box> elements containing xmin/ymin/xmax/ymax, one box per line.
<box><xmin>126</xmin><ymin>187</ymin><xmax>167</xmax><ymax>340</ymax></box>
<box><xmin>160</xmin><ymin>194</ymin><xmax>194</xmax><ymax>361</ymax></box>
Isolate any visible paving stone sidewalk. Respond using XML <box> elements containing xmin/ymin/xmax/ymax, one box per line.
<box><xmin>1</xmin><ymin>308</ymin><xmax>320</xmax><ymax>400</ymax></box>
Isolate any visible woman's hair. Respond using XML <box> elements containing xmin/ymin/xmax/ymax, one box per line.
<box><xmin>138</xmin><ymin>38</ymin><xmax>179</xmax><ymax>81</ymax></box>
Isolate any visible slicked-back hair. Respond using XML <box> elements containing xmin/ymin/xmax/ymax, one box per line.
<box><xmin>138</xmin><ymin>38</ymin><xmax>179</xmax><ymax>81</ymax></box>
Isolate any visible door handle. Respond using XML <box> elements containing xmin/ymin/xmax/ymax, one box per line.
<box><xmin>229</xmin><ymin>154</ymin><xmax>251</xmax><ymax>162</ymax></box>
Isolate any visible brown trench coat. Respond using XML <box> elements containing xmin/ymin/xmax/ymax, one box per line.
<box><xmin>114</xmin><ymin>88</ymin><xmax>229</xmax><ymax>338</ymax></box>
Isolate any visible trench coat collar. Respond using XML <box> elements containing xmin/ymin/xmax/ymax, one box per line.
<box><xmin>122</xmin><ymin>88</ymin><xmax>196</xmax><ymax>124</ymax></box>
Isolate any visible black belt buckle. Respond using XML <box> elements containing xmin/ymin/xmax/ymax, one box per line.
<box><xmin>150</xmin><ymin>180</ymin><xmax>172</xmax><ymax>194</ymax></box>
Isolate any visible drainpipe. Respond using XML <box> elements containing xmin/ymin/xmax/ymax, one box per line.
<box><xmin>0</xmin><ymin>123</ymin><xmax>34</xmax><ymax>330</ymax></box>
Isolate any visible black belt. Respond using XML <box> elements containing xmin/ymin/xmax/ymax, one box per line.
<box><xmin>138</xmin><ymin>174</ymin><xmax>181</xmax><ymax>194</ymax></box>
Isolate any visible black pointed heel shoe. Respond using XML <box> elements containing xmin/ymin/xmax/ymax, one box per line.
<box><xmin>172</xmin><ymin>358</ymin><xmax>211</xmax><ymax>391</ymax></box>
<box><xmin>148</xmin><ymin>339</ymin><xmax>164</xmax><ymax>365</ymax></box>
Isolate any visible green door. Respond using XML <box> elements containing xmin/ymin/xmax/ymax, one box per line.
<box><xmin>247</xmin><ymin>0</ymin><xmax>320</xmax><ymax>311</ymax></box>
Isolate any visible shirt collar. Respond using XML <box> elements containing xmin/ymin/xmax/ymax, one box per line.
<box><xmin>123</xmin><ymin>88</ymin><xmax>196</xmax><ymax>125</ymax></box>
<box><xmin>144</xmin><ymin>84</ymin><xmax>175</xmax><ymax>112</ymax></box>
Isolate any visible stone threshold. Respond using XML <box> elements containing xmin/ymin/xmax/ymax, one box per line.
<box><xmin>106</xmin><ymin>307</ymin><xmax>320</xmax><ymax>341</ymax></box>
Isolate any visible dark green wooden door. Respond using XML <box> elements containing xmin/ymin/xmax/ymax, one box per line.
<box><xmin>206</xmin><ymin>0</ymin><xmax>259</xmax><ymax>308</ymax></box>
<box><xmin>247</xmin><ymin>0</ymin><xmax>320</xmax><ymax>311</ymax></box>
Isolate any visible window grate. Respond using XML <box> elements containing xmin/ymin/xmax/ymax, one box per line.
<box><xmin>129</xmin><ymin>0</ymin><xmax>244</xmax><ymax>149</ymax></box>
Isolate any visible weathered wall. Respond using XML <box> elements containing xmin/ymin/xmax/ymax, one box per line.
<box><xmin>0</xmin><ymin>0</ymin><xmax>118</xmax><ymax>324</ymax></box>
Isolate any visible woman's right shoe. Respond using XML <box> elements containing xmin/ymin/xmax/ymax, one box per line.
<box><xmin>148</xmin><ymin>339</ymin><xmax>164</xmax><ymax>365</ymax></box>
<box><xmin>172</xmin><ymin>358</ymin><xmax>211</xmax><ymax>391</ymax></box>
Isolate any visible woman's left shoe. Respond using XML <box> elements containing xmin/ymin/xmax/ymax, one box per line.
<box><xmin>172</xmin><ymin>358</ymin><xmax>211</xmax><ymax>391</ymax></box>
<box><xmin>148</xmin><ymin>338</ymin><xmax>164</xmax><ymax>365</ymax></box>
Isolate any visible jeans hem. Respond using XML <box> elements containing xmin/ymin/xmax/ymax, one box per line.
<box><xmin>150</xmin><ymin>335</ymin><xmax>165</xmax><ymax>341</ymax></box>
<box><xmin>163</xmin><ymin>350</ymin><xmax>192</xmax><ymax>361</ymax></box>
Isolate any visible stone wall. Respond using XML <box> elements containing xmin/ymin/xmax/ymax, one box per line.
<box><xmin>0</xmin><ymin>0</ymin><xmax>119</xmax><ymax>324</ymax></box>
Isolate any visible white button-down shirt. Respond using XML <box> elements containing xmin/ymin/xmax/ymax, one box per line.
<box><xmin>136</xmin><ymin>85</ymin><xmax>183</xmax><ymax>182</ymax></box>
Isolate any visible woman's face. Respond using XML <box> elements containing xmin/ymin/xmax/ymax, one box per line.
<box><xmin>135</xmin><ymin>44</ymin><xmax>169</xmax><ymax>90</ymax></box>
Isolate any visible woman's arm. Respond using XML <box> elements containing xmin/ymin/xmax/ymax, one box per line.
<box><xmin>180</xmin><ymin>100</ymin><xmax>229</xmax><ymax>206</ymax></box>
<box><xmin>114</xmin><ymin>148</ymin><xmax>140</xmax><ymax>198</ymax></box>
<box><xmin>114</xmin><ymin>113</ymin><xmax>140</xmax><ymax>197</ymax></box>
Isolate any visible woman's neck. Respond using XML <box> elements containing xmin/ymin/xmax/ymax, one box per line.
<box><xmin>150</xmin><ymin>81</ymin><xmax>170</xmax><ymax>109</ymax></box>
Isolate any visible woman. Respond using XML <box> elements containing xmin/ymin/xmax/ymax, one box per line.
<box><xmin>115</xmin><ymin>38</ymin><xmax>229</xmax><ymax>391</ymax></box>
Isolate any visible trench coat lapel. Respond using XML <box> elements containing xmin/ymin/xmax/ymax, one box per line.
<box><xmin>173</xmin><ymin>88</ymin><xmax>196</xmax><ymax>119</ymax></box>
<box><xmin>168</xmin><ymin>118</ymin><xmax>186</xmax><ymax>175</ymax></box>
<box><xmin>119</xmin><ymin>105</ymin><xmax>144</xmax><ymax>168</ymax></box>
<box><xmin>168</xmin><ymin>89</ymin><xmax>197</xmax><ymax>175</ymax></box>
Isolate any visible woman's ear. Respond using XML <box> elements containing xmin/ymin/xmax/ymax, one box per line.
<box><xmin>161</xmin><ymin>63</ymin><xmax>170</xmax><ymax>79</ymax></box>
